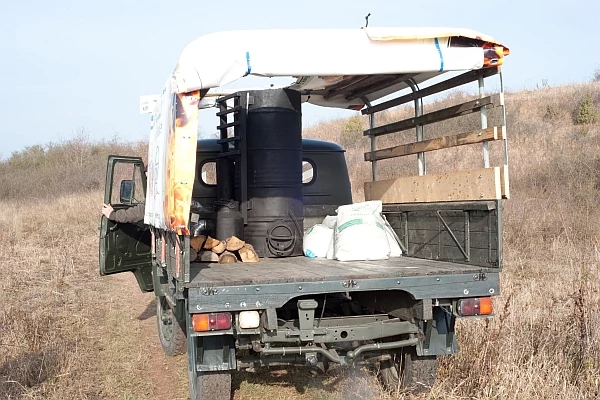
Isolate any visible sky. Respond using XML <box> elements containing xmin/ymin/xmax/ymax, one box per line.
<box><xmin>1</xmin><ymin>0</ymin><xmax>599</xmax><ymax>158</ymax></box>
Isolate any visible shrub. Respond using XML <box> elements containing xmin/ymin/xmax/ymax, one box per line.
<box><xmin>544</xmin><ymin>104</ymin><xmax>559</xmax><ymax>121</ymax></box>
<box><xmin>340</xmin><ymin>115</ymin><xmax>365</xmax><ymax>149</ymax></box>
<box><xmin>575</xmin><ymin>93</ymin><xmax>598</xmax><ymax>125</ymax></box>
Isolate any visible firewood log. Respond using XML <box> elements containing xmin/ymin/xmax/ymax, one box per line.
<box><xmin>218</xmin><ymin>250</ymin><xmax>238</xmax><ymax>264</ymax></box>
<box><xmin>238</xmin><ymin>243</ymin><xmax>259</xmax><ymax>263</ymax></box>
<box><xmin>198</xmin><ymin>250</ymin><xmax>219</xmax><ymax>262</ymax></box>
<box><xmin>225</xmin><ymin>236</ymin><xmax>245</xmax><ymax>251</ymax></box>
<box><xmin>189</xmin><ymin>248</ymin><xmax>198</xmax><ymax>262</ymax></box>
<box><xmin>190</xmin><ymin>235</ymin><xmax>206</xmax><ymax>252</ymax></box>
<box><xmin>203</xmin><ymin>236</ymin><xmax>220</xmax><ymax>250</ymax></box>
<box><xmin>211</xmin><ymin>240</ymin><xmax>226</xmax><ymax>254</ymax></box>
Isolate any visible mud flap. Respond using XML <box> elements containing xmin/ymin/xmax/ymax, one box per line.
<box><xmin>187</xmin><ymin>311</ymin><xmax>236</xmax><ymax>374</ymax></box>
<box><xmin>416</xmin><ymin>306</ymin><xmax>457</xmax><ymax>356</ymax></box>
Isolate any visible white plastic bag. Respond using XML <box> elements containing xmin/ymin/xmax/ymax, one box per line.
<box><xmin>333</xmin><ymin>201</ymin><xmax>390</xmax><ymax>261</ymax></box>
<box><xmin>303</xmin><ymin>224</ymin><xmax>333</xmax><ymax>258</ymax></box>
<box><xmin>321</xmin><ymin>215</ymin><xmax>337</xmax><ymax>229</ymax></box>
<box><xmin>326</xmin><ymin>220</ymin><xmax>336</xmax><ymax>259</ymax></box>
<box><xmin>382</xmin><ymin>215</ymin><xmax>402</xmax><ymax>257</ymax></box>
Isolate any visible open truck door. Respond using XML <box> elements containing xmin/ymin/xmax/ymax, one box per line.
<box><xmin>99</xmin><ymin>156</ymin><xmax>153</xmax><ymax>292</ymax></box>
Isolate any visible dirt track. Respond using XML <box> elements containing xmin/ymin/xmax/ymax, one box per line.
<box><xmin>101</xmin><ymin>274</ymin><xmax>385</xmax><ymax>400</ymax></box>
<box><xmin>104</xmin><ymin>273</ymin><xmax>189</xmax><ymax>399</ymax></box>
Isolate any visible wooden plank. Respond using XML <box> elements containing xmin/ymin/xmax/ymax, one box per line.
<box><xmin>362</xmin><ymin>67</ymin><xmax>499</xmax><ymax>115</ymax></box>
<box><xmin>187</xmin><ymin>255</ymin><xmax>497</xmax><ymax>287</ymax></box>
<box><xmin>500</xmin><ymin>165</ymin><xmax>510</xmax><ymax>199</ymax></box>
<box><xmin>364</xmin><ymin>167</ymin><xmax>502</xmax><ymax>204</ymax></box>
<box><xmin>365</xmin><ymin>127</ymin><xmax>502</xmax><ymax>162</ymax></box>
<box><xmin>364</xmin><ymin>94</ymin><xmax>500</xmax><ymax>137</ymax></box>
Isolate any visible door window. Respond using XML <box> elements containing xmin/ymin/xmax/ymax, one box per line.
<box><xmin>110</xmin><ymin>162</ymin><xmax>146</xmax><ymax>205</ymax></box>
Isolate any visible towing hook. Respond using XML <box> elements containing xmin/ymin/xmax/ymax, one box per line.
<box><xmin>305</xmin><ymin>354</ymin><xmax>318</xmax><ymax>367</ymax></box>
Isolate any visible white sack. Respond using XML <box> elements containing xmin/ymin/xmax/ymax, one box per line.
<box><xmin>382</xmin><ymin>214</ymin><xmax>402</xmax><ymax>257</ymax></box>
<box><xmin>334</xmin><ymin>201</ymin><xmax>390</xmax><ymax>261</ymax></box>
<box><xmin>303</xmin><ymin>224</ymin><xmax>333</xmax><ymax>258</ymax></box>
<box><xmin>322</xmin><ymin>215</ymin><xmax>337</xmax><ymax>229</ymax></box>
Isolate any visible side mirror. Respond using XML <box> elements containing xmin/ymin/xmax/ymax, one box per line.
<box><xmin>119</xmin><ymin>180</ymin><xmax>134</xmax><ymax>203</ymax></box>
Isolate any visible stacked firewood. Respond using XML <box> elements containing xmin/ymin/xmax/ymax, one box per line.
<box><xmin>189</xmin><ymin>235</ymin><xmax>259</xmax><ymax>264</ymax></box>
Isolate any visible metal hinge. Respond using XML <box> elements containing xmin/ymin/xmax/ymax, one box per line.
<box><xmin>201</xmin><ymin>287</ymin><xmax>219</xmax><ymax>295</ymax></box>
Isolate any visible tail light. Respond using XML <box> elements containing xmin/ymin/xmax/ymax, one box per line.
<box><xmin>192</xmin><ymin>313</ymin><xmax>232</xmax><ymax>332</ymax></box>
<box><xmin>457</xmin><ymin>297</ymin><xmax>493</xmax><ymax>316</ymax></box>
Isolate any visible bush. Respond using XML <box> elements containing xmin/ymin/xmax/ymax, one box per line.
<box><xmin>575</xmin><ymin>93</ymin><xmax>598</xmax><ymax>125</ymax></box>
<box><xmin>544</xmin><ymin>104</ymin><xmax>559</xmax><ymax>121</ymax></box>
<box><xmin>0</xmin><ymin>133</ymin><xmax>147</xmax><ymax>201</ymax></box>
<box><xmin>340</xmin><ymin>115</ymin><xmax>365</xmax><ymax>149</ymax></box>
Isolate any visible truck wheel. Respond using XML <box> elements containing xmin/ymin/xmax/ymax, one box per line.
<box><xmin>156</xmin><ymin>296</ymin><xmax>187</xmax><ymax>356</ymax></box>
<box><xmin>189</xmin><ymin>370</ymin><xmax>232</xmax><ymax>400</ymax></box>
<box><xmin>379</xmin><ymin>347</ymin><xmax>437</xmax><ymax>394</ymax></box>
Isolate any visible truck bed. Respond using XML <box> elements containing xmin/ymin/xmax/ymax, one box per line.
<box><xmin>186</xmin><ymin>256</ymin><xmax>496</xmax><ymax>287</ymax></box>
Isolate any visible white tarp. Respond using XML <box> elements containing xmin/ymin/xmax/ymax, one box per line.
<box><xmin>144</xmin><ymin>79</ymin><xmax>172</xmax><ymax>230</ymax></box>
<box><xmin>171</xmin><ymin>27</ymin><xmax>509</xmax><ymax>109</ymax></box>
<box><xmin>141</xmin><ymin>27</ymin><xmax>510</xmax><ymax>232</ymax></box>
<box><xmin>144</xmin><ymin>78</ymin><xmax>201</xmax><ymax>234</ymax></box>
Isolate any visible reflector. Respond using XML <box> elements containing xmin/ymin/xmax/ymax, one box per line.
<box><xmin>192</xmin><ymin>313</ymin><xmax>232</xmax><ymax>331</ymax></box>
<box><xmin>479</xmin><ymin>297</ymin><xmax>493</xmax><ymax>315</ymax></box>
<box><xmin>457</xmin><ymin>298</ymin><xmax>493</xmax><ymax>316</ymax></box>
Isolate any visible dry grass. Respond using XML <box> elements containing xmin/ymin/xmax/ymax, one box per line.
<box><xmin>1</xmin><ymin>81</ymin><xmax>599</xmax><ymax>399</ymax></box>
<box><xmin>0</xmin><ymin>192</ymin><xmax>186</xmax><ymax>399</ymax></box>
<box><xmin>304</xmin><ymin>81</ymin><xmax>600</xmax><ymax>399</ymax></box>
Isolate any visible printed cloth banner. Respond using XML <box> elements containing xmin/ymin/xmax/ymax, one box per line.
<box><xmin>145</xmin><ymin>74</ymin><xmax>200</xmax><ymax>235</ymax></box>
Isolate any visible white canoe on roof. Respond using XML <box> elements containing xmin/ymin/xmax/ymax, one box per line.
<box><xmin>171</xmin><ymin>27</ymin><xmax>509</xmax><ymax>110</ymax></box>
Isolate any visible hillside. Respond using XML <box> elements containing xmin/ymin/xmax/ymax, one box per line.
<box><xmin>0</xmin><ymin>81</ymin><xmax>599</xmax><ymax>399</ymax></box>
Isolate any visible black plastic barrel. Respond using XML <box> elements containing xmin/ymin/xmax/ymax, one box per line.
<box><xmin>244</xmin><ymin>89</ymin><xmax>304</xmax><ymax>257</ymax></box>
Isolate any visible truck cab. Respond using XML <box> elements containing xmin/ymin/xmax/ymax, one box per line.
<box><xmin>191</xmin><ymin>138</ymin><xmax>353</xmax><ymax>235</ymax></box>
<box><xmin>99</xmin><ymin>138</ymin><xmax>353</xmax><ymax>293</ymax></box>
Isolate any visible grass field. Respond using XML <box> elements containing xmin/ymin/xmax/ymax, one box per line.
<box><xmin>1</xmin><ymin>81</ymin><xmax>599</xmax><ymax>399</ymax></box>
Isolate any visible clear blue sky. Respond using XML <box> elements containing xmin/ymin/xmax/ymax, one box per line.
<box><xmin>2</xmin><ymin>0</ymin><xmax>598</xmax><ymax>158</ymax></box>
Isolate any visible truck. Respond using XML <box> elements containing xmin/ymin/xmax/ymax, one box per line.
<box><xmin>99</xmin><ymin>27</ymin><xmax>510</xmax><ymax>399</ymax></box>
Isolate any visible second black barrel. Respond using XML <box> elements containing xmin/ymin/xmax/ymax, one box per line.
<box><xmin>244</xmin><ymin>88</ymin><xmax>304</xmax><ymax>257</ymax></box>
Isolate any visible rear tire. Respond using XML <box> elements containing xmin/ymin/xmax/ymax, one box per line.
<box><xmin>379</xmin><ymin>346</ymin><xmax>437</xmax><ymax>394</ymax></box>
<box><xmin>156</xmin><ymin>296</ymin><xmax>187</xmax><ymax>356</ymax></box>
<box><xmin>189</xmin><ymin>370</ymin><xmax>232</xmax><ymax>400</ymax></box>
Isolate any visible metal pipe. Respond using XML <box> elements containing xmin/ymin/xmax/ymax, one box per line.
<box><xmin>237</xmin><ymin>355</ymin><xmax>307</xmax><ymax>369</ymax></box>
<box><xmin>261</xmin><ymin>345</ymin><xmax>343</xmax><ymax>364</ymax></box>
<box><xmin>362</xmin><ymin>98</ymin><xmax>378</xmax><ymax>181</ymax></box>
<box><xmin>346</xmin><ymin>337</ymin><xmax>419</xmax><ymax>359</ymax></box>
<box><xmin>407</xmin><ymin>79</ymin><xmax>425</xmax><ymax>176</ymax></box>
<box><xmin>479</xmin><ymin>76</ymin><xmax>490</xmax><ymax>168</ymax></box>
<box><xmin>260</xmin><ymin>337</ymin><xmax>419</xmax><ymax>364</ymax></box>
<box><xmin>499</xmin><ymin>70</ymin><xmax>509</xmax><ymax>166</ymax></box>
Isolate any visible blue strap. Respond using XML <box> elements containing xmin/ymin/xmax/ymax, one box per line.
<box><xmin>434</xmin><ymin>38</ymin><xmax>444</xmax><ymax>72</ymax></box>
<box><xmin>246</xmin><ymin>51</ymin><xmax>251</xmax><ymax>74</ymax></box>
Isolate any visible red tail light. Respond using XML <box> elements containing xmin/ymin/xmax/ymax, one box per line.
<box><xmin>192</xmin><ymin>313</ymin><xmax>232</xmax><ymax>332</ymax></box>
<box><xmin>457</xmin><ymin>297</ymin><xmax>493</xmax><ymax>316</ymax></box>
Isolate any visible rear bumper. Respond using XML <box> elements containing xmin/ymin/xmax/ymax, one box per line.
<box><xmin>187</xmin><ymin>272</ymin><xmax>500</xmax><ymax>314</ymax></box>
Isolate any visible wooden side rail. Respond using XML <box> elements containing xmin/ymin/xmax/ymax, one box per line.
<box><xmin>364</xmin><ymin>166</ymin><xmax>509</xmax><ymax>203</ymax></box>
<box><xmin>364</xmin><ymin>126</ymin><xmax>504</xmax><ymax>162</ymax></box>
<box><xmin>364</xmin><ymin>94</ymin><xmax>501</xmax><ymax>137</ymax></box>
<box><xmin>362</xmin><ymin>67</ymin><xmax>499</xmax><ymax>115</ymax></box>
